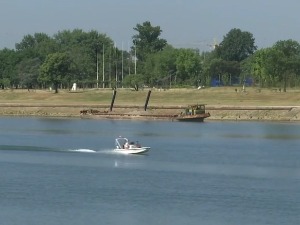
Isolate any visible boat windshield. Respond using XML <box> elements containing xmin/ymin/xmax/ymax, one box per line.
<box><xmin>116</xmin><ymin>138</ymin><xmax>129</xmax><ymax>148</ymax></box>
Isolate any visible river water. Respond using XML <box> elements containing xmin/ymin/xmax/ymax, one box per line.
<box><xmin>0</xmin><ymin>117</ymin><xmax>299</xmax><ymax>225</ymax></box>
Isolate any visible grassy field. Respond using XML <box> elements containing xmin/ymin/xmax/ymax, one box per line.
<box><xmin>0</xmin><ymin>87</ymin><xmax>300</xmax><ymax>107</ymax></box>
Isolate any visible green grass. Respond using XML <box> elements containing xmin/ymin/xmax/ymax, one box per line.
<box><xmin>0</xmin><ymin>87</ymin><xmax>300</xmax><ymax>106</ymax></box>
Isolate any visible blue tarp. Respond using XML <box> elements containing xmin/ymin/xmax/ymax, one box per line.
<box><xmin>211</xmin><ymin>77</ymin><xmax>253</xmax><ymax>87</ymax></box>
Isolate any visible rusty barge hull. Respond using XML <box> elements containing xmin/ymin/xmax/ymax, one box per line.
<box><xmin>81</xmin><ymin>113</ymin><xmax>179</xmax><ymax>121</ymax></box>
<box><xmin>176</xmin><ymin>113</ymin><xmax>211</xmax><ymax>122</ymax></box>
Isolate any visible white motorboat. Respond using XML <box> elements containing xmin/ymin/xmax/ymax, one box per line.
<box><xmin>114</xmin><ymin>137</ymin><xmax>150</xmax><ymax>154</ymax></box>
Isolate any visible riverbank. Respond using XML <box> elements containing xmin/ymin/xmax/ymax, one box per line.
<box><xmin>1</xmin><ymin>103</ymin><xmax>300</xmax><ymax>121</ymax></box>
<box><xmin>207</xmin><ymin>106</ymin><xmax>300</xmax><ymax>121</ymax></box>
<box><xmin>0</xmin><ymin>87</ymin><xmax>299</xmax><ymax>121</ymax></box>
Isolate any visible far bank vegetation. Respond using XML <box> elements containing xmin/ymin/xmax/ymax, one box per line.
<box><xmin>1</xmin><ymin>21</ymin><xmax>300</xmax><ymax>93</ymax></box>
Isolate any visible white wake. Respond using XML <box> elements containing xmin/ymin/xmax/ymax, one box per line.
<box><xmin>68</xmin><ymin>149</ymin><xmax>97</xmax><ymax>153</ymax></box>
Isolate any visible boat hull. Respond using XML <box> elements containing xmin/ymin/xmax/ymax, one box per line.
<box><xmin>114</xmin><ymin>147</ymin><xmax>150</xmax><ymax>154</ymax></box>
<box><xmin>176</xmin><ymin>113</ymin><xmax>210</xmax><ymax>122</ymax></box>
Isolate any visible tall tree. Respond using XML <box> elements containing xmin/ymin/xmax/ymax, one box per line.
<box><xmin>208</xmin><ymin>58</ymin><xmax>240</xmax><ymax>86</ymax></box>
<box><xmin>272</xmin><ymin>39</ymin><xmax>300</xmax><ymax>91</ymax></box>
<box><xmin>39</xmin><ymin>53</ymin><xmax>71</xmax><ymax>93</ymax></box>
<box><xmin>243</xmin><ymin>48</ymin><xmax>271</xmax><ymax>87</ymax></box>
<box><xmin>54</xmin><ymin>29</ymin><xmax>114</xmax><ymax>88</ymax></box>
<box><xmin>245</xmin><ymin>40</ymin><xmax>300</xmax><ymax>90</ymax></box>
<box><xmin>216</xmin><ymin>28</ymin><xmax>257</xmax><ymax>62</ymax></box>
<box><xmin>132</xmin><ymin>21</ymin><xmax>167</xmax><ymax>63</ymax></box>
<box><xmin>17</xmin><ymin>58</ymin><xmax>41</xmax><ymax>90</ymax></box>
<box><xmin>143</xmin><ymin>45</ymin><xmax>177</xmax><ymax>87</ymax></box>
<box><xmin>15</xmin><ymin>33</ymin><xmax>56</xmax><ymax>60</ymax></box>
<box><xmin>0</xmin><ymin>48</ymin><xmax>20</xmax><ymax>88</ymax></box>
<box><xmin>175</xmin><ymin>48</ymin><xmax>202</xmax><ymax>85</ymax></box>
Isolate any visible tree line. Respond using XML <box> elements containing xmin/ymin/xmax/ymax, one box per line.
<box><xmin>1</xmin><ymin>21</ymin><xmax>300</xmax><ymax>92</ymax></box>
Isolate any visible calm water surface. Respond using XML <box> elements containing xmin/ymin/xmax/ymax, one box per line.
<box><xmin>0</xmin><ymin>117</ymin><xmax>299</xmax><ymax>225</ymax></box>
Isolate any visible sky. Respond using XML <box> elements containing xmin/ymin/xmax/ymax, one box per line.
<box><xmin>0</xmin><ymin>0</ymin><xmax>300</xmax><ymax>51</ymax></box>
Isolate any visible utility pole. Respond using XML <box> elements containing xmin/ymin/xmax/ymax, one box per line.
<box><xmin>96</xmin><ymin>48</ymin><xmax>99</xmax><ymax>89</ymax></box>
<box><xmin>115</xmin><ymin>42</ymin><xmax>118</xmax><ymax>89</ymax></box>
<box><xmin>102</xmin><ymin>43</ymin><xmax>105</xmax><ymax>88</ymax></box>
<box><xmin>134</xmin><ymin>44</ymin><xmax>137</xmax><ymax>75</ymax></box>
<box><xmin>121</xmin><ymin>42</ymin><xmax>124</xmax><ymax>88</ymax></box>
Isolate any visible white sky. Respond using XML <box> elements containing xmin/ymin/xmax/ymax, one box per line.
<box><xmin>0</xmin><ymin>0</ymin><xmax>299</xmax><ymax>51</ymax></box>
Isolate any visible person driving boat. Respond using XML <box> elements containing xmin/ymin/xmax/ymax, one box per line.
<box><xmin>124</xmin><ymin>141</ymin><xmax>129</xmax><ymax>149</ymax></box>
<box><xmin>129</xmin><ymin>141</ymin><xmax>136</xmax><ymax>148</ymax></box>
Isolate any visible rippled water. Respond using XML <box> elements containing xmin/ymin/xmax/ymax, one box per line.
<box><xmin>0</xmin><ymin>117</ymin><xmax>299</xmax><ymax>225</ymax></box>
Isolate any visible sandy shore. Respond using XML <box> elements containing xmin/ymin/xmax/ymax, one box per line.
<box><xmin>207</xmin><ymin>106</ymin><xmax>300</xmax><ymax>121</ymax></box>
<box><xmin>1</xmin><ymin>103</ymin><xmax>300</xmax><ymax>122</ymax></box>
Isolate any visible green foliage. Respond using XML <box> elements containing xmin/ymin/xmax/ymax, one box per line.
<box><xmin>175</xmin><ymin>48</ymin><xmax>202</xmax><ymax>85</ymax></box>
<box><xmin>272</xmin><ymin>40</ymin><xmax>300</xmax><ymax>91</ymax></box>
<box><xmin>0</xmin><ymin>48</ymin><xmax>20</xmax><ymax>88</ymax></box>
<box><xmin>143</xmin><ymin>45</ymin><xmax>177</xmax><ymax>86</ymax></box>
<box><xmin>1</xmin><ymin>24</ymin><xmax>300</xmax><ymax>91</ymax></box>
<box><xmin>243</xmin><ymin>39</ymin><xmax>300</xmax><ymax>90</ymax></box>
<box><xmin>15</xmin><ymin>33</ymin><xmax>57</xmax><ymax>60</ymax></box>
<box><xmin>122</xmin><ymin>74</ymin><xmax>144</xmax><ymax>91</ymax></box>
<box><xmin>202</xmin><ymin>57</ymin><xmax>240</xmax><ymax>86</ymax></box>
<box><xmin>216</xmin><ymin>28</ymin><xmax>257</xmax><ymax>62</ymax></box>
<box><xmin>132</xmin><ymin>21</ymin><xmax>167</xmax><ymax>63</ymax></box>
<box><xmin>39</xmin><ymin>53</ymin><xmax>71</xmax><ymax>93</ymax></box>
<box><xmin>54</xmin><ymin>29</ymin><xmax>114</xmax><ymax>87</ymax></box>
<box><xmin>10</xmin><ymin>29</ymin><xmax>117</xmax><ymax>89</ymax></box>
<box><xmin>17</xmin><ymin>58</ymin><xmax>41</xmax><ymax>89</ymax></box>
<box><xmin>274</xmin><ymin>39</ymin><xmax>300</xmax><ymax>57</ymax></box>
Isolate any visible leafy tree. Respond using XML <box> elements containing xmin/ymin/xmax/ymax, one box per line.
<box><xmin>14</xmin><ymin>33</ymin><xmax>57</xmax><ymax>89</ymax></box>
<box><xmin>4</xmin><ymin>26</ymin><xmax>300</xmax><ymax>91</ymax></box>
<box><xmin>15</xmin><ymin>34</ymin><xmax>37</xmax><ymax>50</ymax></box>
<box><xmin>207</xmin><ymin>58</ymin><xmax>240</xmax><ymax>86</ymax></box>
<box><xmin>17</xmin><ymin>58</ymin><xmax>41</xmax><ymax>90</ymax></box>
<box><xmin>272</xmin><ymin>40</ymin><xmax>300</xmax><ymax>91</ymax></box>
<box><xmin>20</xmin><ymin>33</ymin><xmax>52</xmax><ymax>48</ymax></box>
<box><xmin>143</xmin><ymin>45</ymin><xmax>177</xmax><ymax>87</ymax></box>
<box><xmin>244</xmin><ymin>47</ymin><xmax>285</xmax><ymax>88</ymax></box>
<box><xmin>175</xmin><ymin>48</ymin><xmax>202</xmax><ymax>85</ymax></box>
<box><xmin>122</xmin><ymin>73</ymin><xmax>144</xmax><ymax>91</ymax></box>
<box><xmin>39</xmin><ymin>53</ymin><xmax>71</xmax><ymax>93</ymax></box>
<box><xmin>0</xmin><ymin>48</ymin><xmax>19</xmax><ymax>88</ymax></box>
<box><xmin>54</xmin><ymin>29</ymin><xmax>114</xmax><ymax>88</ymax></box>
<box><xmin>254</xmin><ymin>48</ymin><xmax>282</xmax><ymax>87</ymax></box>
<box><xmin>200</xmin><ymin>51</ymin><xmax>217</xmax><ymax>86</ymax></box>
<box><xmin>15</xmin><ymin>33</ymin><xmax>57</xmax><ymax>60</ymax></box>
<box><xmin>132</xmin><ymin>21</ymin><xmax>167</xmax><ymax>64</ymax></box>
<box><xmin>216</xmin><ymin>28</ymin><xmax>257</xmax><ymax>62</ymax></box>
<box><xmin>244</xmin><ymin>40</ymin><xmax>300</xmax><ymax>90</ymax></box>
<box><xmin>244</xmin><ymin>48</ymin><xmax>269</xmax><ymax>87</ymax></box>
<box><xmin>274</xmin><ymin>39</ymin><xmax>300</xmax><ymax>57</ymax></box>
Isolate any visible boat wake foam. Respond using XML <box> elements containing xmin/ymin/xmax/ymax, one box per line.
<box><xmin>68</xmin><ymin>149</ymin><xmax>97</xmax><ymax>153</ymax></box>
<box><xmin>67</xmin><ymin>149</ymin><xmax>119</xmax><ymax>154</ymax></box>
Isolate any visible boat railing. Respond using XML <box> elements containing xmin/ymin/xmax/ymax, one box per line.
<box><xmin>115</xmin><ymin>139</ymin><xmax>124</xmax><ymax>149</ymax></box>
